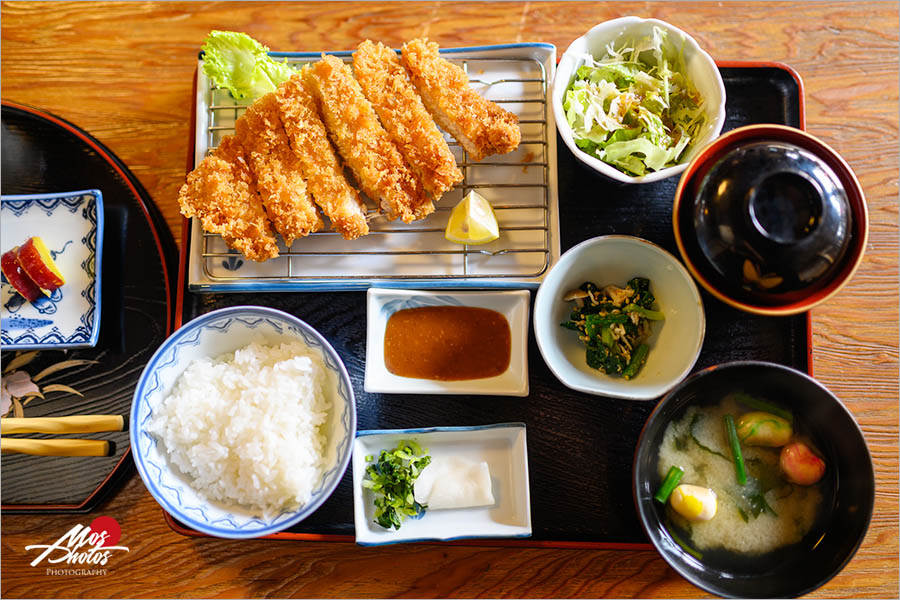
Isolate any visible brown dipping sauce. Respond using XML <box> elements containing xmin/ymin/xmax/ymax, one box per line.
<box><xmin>384</xmin><ymin>306</ymin><xmax>511</xmax><ymax>381</ymax></box>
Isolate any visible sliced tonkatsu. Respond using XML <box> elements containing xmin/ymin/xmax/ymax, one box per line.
<box><xmin>400</xmin><ymin>38</ymin><xmax>521</xmax><ymax>162</ymax></box>
<box><xmin>302</xmin><ymin>54</ymin><xmax>432</xmax><ymax>223</ymax></box>
<box><xmin>235</xmin><ymin>92</ymin><xmax>324</xmax><ymax>245</ymax></box>
<box><xmin>274</xmin><ymin>74</ymin><xmax>370</xmax><ymax>240</ymax></box>
<box><xmin>177</xmin><ymin>135</ymin><xmax>279</xmax><ymax>262</ymax></box>
<box><xmin>353</xmin><ymin>40</ymin><xmax>462</xmax><ymax>201</ymax></box>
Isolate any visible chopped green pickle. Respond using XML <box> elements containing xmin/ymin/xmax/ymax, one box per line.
<box><xmin>362</xmin><ymin>440</ymin><xmax>431</xmax><ymax>530</ymax></box>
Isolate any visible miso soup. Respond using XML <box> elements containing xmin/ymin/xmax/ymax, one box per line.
<box><xmin>656</xmin><ymin>394</ymin><xmax>829</xmax><ymax>556</ymax></box>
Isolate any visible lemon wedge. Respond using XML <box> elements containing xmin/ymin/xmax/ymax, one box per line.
<box><xmin>445</xmin><ymin>190</ymin><xmax>500</xmax><ymax>245</ymax></box>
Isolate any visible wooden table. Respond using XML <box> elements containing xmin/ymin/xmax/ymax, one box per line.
<box><xmin>1</xmin><ymin>2</ymin><xmax>897</xmax><ymax>597</ymax></box>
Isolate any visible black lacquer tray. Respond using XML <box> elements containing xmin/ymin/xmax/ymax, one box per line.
<box><xmin>167</xmin><ymin>63</ymin><xmax>811</xmax><ymax>546</ymax></box>
<box><xmin>1</xmin><ymin>102</ymin><xmax>178</xmax><ymax>512</ymax></box>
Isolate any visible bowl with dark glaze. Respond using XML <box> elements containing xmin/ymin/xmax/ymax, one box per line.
<box><xmin>632</xmin><ymin>361</ymin><xmax>875</xmax><ymax>598</ymax></box>
<box><xmin>673</xmin><ymin>124</ymin><xmax>868</xmax><ymax>316</ymax></box>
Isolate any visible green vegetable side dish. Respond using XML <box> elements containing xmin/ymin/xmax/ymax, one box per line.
<box><xmin>563</xmin><ymin>26</ymin><xmax>706</xmax><ymax>176</ymax></box>
<box><xmin>362</xmin><ymin>440</ymin><xmax>431</xmax><ymax>530</ymax></box>
<box><xmin>560</xmin><ymin>277</ymin><xmax>663</xmax><ymax>379</ymax></box>
<box><xmin>202</xmin><ymin>30</ymin><xmax>297</xmax><ymax>101</ymax></box>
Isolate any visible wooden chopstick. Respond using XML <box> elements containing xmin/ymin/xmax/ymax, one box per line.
<box><xmin>1</xmin><ymin>438</ymin><xmax>113</xmax><ymax>457</ymax></box>
<box><xmin>1</xmin><ymin>415</ymin><xmax>124</xmax><ymax>434</ymax></box>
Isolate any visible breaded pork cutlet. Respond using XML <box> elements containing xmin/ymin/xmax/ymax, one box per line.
<box><xmin>177</xmin><ymin>135</ymin><xmax>279</xmax><ymax>261</ymax></box>
<box><xmin>302</xmin><ymin>55</ymin><xmax>432</xmax><ymax>223</ymax></box>
<box><xmin>352</xmin><ymin>40</ymin><xmax>462</xmax><ymax>201</ymax></box>
<box><xmin>274</xmin><ymin>74</ymin><xmax>369</xmax><ymax>240</ymax></box>
<box><xmin>235</xmin><ymin>92</ymin><xmax>324</xmax><ymax>245</ymax></box>
<box><xmin>400</xmin><ymin>38</ymin><xmax>521</xmax><ymax>162</ymax></box>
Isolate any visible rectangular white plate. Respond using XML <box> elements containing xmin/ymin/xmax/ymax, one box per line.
<box><xmin>187</xmin><ymin>43</ymin><xmax>559</xmax><ymax>292</ymax></box>
<box><xmin>1</xmin><ymin>190</ymin><xmax>103</xmax><ymax>349</ymax></box>
<box><xmin>364</xmin><ymin>288</ymin><xmax>529</xmax><ymax>396</ymax></box>
<box><xmin>352</xmin><ymin>424</ymin><xmax>531</xmax><ymax>545</ymax></box>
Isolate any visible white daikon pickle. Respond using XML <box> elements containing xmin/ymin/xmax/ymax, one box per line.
<box><xmin>413</xmin><ymin>456</ymin><xmax>495</xmax><ymax>510</ymax></box>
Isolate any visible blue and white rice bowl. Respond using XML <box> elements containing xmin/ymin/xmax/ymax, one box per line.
<box><xmin>130</xmin><ymin>306</ymin><xmax>355</xmax><ymax>539</ymax></box>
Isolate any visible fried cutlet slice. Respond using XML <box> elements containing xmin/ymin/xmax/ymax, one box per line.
<box><xmin>400</xmin><ymin>38</ymin><xmax>521</xmax><ymax>162</ymax></box>
<box><xmin>177</xmin><ymin>135</ymin><xmax>279</xmax><ymax>262</ymax></box>
<box><xmin>302</xmin><ymin>55</ymin><xmax>432</xmax><ymax>223</ymax></box>
<box><xmin>353</xmin><ymin>40</ymin><xmax>462</xmax><ymax>201</ymax></box>
<box><xmin>274</xmin><ymin>74</ymin><xmax>370</xmax><ymax>240</ymax></box>
<box><xmin>235</xmin><ymin>92</ymin><xmax>324</xmax><ymax>246</ymax></box>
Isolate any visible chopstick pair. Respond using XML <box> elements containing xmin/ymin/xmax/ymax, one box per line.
<box><xmin>1</xmin><ymin>415</ymin><xmax>125</xmax><ymax>457</ymax></box>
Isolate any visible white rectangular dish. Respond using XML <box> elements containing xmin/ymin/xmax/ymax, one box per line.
<box><xmin>364</xmin><ymin>288</ymin><xmax>530</xmax><ymax>396</ymax></box>
<box><xmin>1</xmin><ymin>189</ymin><xmax>103</xmax><ymax>350</ymax></box>
<box><xmin>187</xmin><ymin>43</ymin><xmax>559</xmax><ymax>292</ymax></box>
<box><xmin>352</xmin><ymin>424</ymin><xmax>531</xmax><ymax>545</ymax></box>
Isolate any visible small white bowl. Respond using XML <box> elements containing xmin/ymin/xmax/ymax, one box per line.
<box><xmin>534</xmin><ymin>235</ymin><xmax>705</xmax><ymax>400</ymax></box>
<box><xmin>552</xmin><ymin>16</ymin><xmax>726</xmax><ymax>184</ymax></box>
<box><xmin>352</xmin><ymin>423</ymin><xmax>531</xmax><ymax>545</ymax></box>
<box><xmin>364</xmin><ymin>288</ymin><xmax>530</xmax><ymax>396</ymax></box>
<box><xmin>131</xmin><ymin>306</ymin><xmax>356</xmax><ymax>539</ymax></box>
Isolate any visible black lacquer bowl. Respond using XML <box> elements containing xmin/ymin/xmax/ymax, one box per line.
<box><xmin>673</xmin><ymin>125</ymin><xmax>868</xmax><ymax>316</ymax></box>
<box><xmin>632</xmin><ymin>361</ymin><xmax>874</xmax><ymax>598</ymax></box>
<box><xmin>1</xmin><ymin>101</ymin><xmax>177</xmax><ymax>511</ymax></box>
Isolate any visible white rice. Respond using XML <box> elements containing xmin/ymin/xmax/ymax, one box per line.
<box><xmin>148</xmin><ymin>341</ymin><xmax>332</xmax><ymax>517</ymax></box>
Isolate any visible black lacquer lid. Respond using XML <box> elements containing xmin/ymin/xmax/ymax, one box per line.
<box><xmin>693</xmin><ymin>141</ymin><xmax>851</xmax><ymax>300</ymax></box>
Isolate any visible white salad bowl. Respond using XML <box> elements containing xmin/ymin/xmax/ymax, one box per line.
<box><xmin>552</xmin><ymin>16</ymin><xmax>726</xmax><ymax>184</ymax></box>
<box><xmin>534</xmin><ymin>235</ymin><xmax>705</xmax><ymax>400</ymax></box>
<box><xmin>130</xmin><ymin>305</ymin><xmax>356</xmax><ymax>539</ymax></box>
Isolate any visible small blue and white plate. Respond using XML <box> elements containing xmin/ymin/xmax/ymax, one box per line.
<box><xmin>1</xmin><ymin>189</ymin><xmax>103</xmax><ymax>350</ymax></box>
<box><xmin>352</xmin><ymin>423</ymin><xmax>532</xmax><ymax>545</ymax></box>
<box><xmin>364</xmin><ymin>289</ymin><xmax>530</xmax><ymax>396</ymax></box>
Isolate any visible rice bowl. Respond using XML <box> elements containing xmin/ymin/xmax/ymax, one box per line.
<box><xmin>148</xmin><ymin>341</ymin><xmax>331</xmax><ymax>518</ymax></box>
<box><xmin>131</xmin><ymin>306</ymin><xmax>355</xmax><ymax>539</ymax></box>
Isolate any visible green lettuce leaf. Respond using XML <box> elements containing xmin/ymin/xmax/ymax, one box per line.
<box><xmin>201</xmin><ymin>30</ymin><xmax>296</xmax><ymax>101</ymax></box>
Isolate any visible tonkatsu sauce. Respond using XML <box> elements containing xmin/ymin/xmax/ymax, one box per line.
<box><xmin>384</xmin><ymin>306</ymin><xmax>511</xmax><ymax>381</ymax></box>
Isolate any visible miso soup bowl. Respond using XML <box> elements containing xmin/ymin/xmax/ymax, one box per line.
<box><xmin>632</xmin><ymin>361</ymin><xmax>874</xmax><ymax>598</ymax></box>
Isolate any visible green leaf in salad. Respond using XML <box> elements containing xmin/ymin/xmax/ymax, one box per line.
<box><xmin>201</xmin><ymin>30</ymin><xmax>297</xmax><ymax>101</ymax></box>
<box><xmin>362</xmin><ymin>440</ymin><xmax>431</xmax><ymax>530</ymax></box>
<box><xmin>563</xmin><ymin>26</ymin><xmax>706</xmax><ymax>176</ymax></box>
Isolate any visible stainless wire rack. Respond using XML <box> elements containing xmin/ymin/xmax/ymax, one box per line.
<box><xmin>192</xmin><ymin>53</ymin><xmax>554</xmax><ymax>286</ymax></box>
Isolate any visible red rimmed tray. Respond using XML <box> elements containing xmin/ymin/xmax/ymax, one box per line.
<box><xmin>163</xmin><ymin>61</ymin><xmax>812</xmax><ymax>546</ymax></box>
<box><xmin>1</xmin><ymin>101</ymin><xmax>178</xmax><ymax>513</ymax></box>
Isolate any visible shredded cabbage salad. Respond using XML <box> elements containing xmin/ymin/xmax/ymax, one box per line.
<box><xmin>563</xmin><ymin>27</ymin><xmax>706</xmax><ymax>176</ymax></box>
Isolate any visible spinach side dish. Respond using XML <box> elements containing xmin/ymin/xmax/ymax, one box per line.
<box><xmin>560</xmin><ymin>277</ymin><xmax>663</xmax><ymax>379</ymax></box>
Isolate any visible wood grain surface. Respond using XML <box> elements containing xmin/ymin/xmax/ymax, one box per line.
<box><xmin>1</xmin><ymin>2</ymin><xmax>897</xmax><ymax>598</ymax></box>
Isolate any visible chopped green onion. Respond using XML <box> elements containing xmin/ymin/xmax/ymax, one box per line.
<box><xmin>724</xmin><ymin>414</ymin><xmax>747</xmax><ymax>485</ymax></box>
<box><xmin>363</xmin><ymin>440</ymin><xmax>431</xmax><ymax>530</ymax></box>
<box><xmin>732</xmin><ymin>392</ymin><xmax>793</xmax><ymax>423</ymax></box>
<box><xmin>654</xmin><ymin>465</ymin><xmax>684</xmax><ymax>504</ymax></box>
